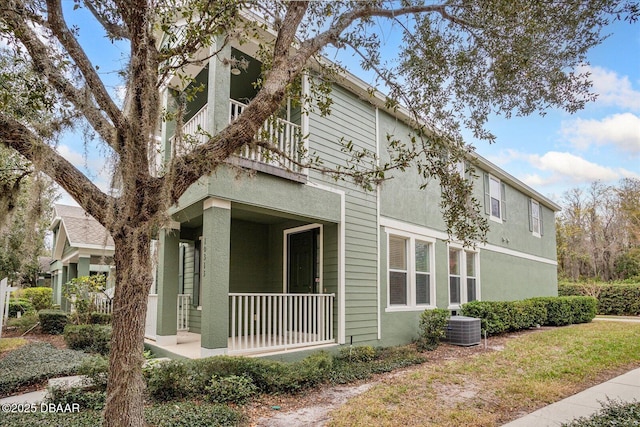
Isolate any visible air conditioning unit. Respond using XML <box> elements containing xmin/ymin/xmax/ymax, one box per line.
<box><xmin>446</xmin><ymin>316</ymin><xmax>481</xmax><ymax>346</ymax></box>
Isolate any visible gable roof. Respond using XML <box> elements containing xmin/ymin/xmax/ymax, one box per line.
<box><xmin>51</xmin><ymin>204</ymin><xmax>115</xmax><ymax>249</ymax></box>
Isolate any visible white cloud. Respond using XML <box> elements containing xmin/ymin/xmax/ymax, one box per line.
<box><xmin>579</xmin><ymin>65</ymin><xmax>640</xmax><ymax>111</ymax></box>
<box><xmin>527</xmin><ymin>151</ymin><xmax>621</xmax><ymax>185</ymax></box>
<box><xmin>560</xmin><ymin>113</ymin><xmax>640</xmax><ymax>154</ymax></box>
<box><xmin>55</xmin><ymin>144</ymin><xmax>114</xmax><ymax>194</ymax></box>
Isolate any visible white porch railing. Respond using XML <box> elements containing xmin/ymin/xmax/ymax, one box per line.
<box><xmin>177</xmin><ymin>293</ymin><xmax>191</xmax><ymax>331</ymax></box>
<box><xmin>228</xmin><ymin>293</ymin><xmax>334</xmax><ymax>354</ymax></box>
<box><xmin>229</xmin><ymin>99</ymin><xmax>304</xmax><ymax>173</ymax></box>
<box><xmin>92</xmin><ymin>293</ymin><xmax>113</xmax><ymax>314</ymax></box>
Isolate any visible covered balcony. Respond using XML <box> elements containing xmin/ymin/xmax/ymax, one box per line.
<box><xmin>171</xmin><ymin>99</ymin><xmax>305</xmax><ymax>176</ymax></box>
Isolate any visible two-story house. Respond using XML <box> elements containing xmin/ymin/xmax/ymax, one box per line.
<box><xmin>145</xmin><ymin>30</ymin><xmax>560</xmax><ymax>359</ymax></box>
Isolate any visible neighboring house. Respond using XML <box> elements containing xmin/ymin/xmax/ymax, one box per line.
<box><xmin>36</xmin><ymin>256</ymin><xmax>52</xmax><ymax>288</ymax></box>
<box><xmin>49</xmin><ymin>204</ymin><xmax>115</xmax><ymax>308</ymax></box>
<box><xmin>147</xmin><ymin>30</ymin><xmax>561</xmax><ymax>359</ymax></box>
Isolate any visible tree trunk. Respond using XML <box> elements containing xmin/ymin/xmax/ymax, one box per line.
<box><xmin>103</xmin><ymin>228</ymin><xmax>152</xmax><ymax>427</ymax></box>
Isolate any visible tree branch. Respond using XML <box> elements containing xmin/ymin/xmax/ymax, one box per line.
<box><xmin>46</xmin><ymin>0</ymin><xmax>126</xmax><ymax>132</ymax></box>
<box><xmin>0</xmin><ymin>112</ymin><xmax>113</xmax><ymax>225</ymax></box>
<box><xmin>1</xmin><ymin>2</ymin><xmax>117</xmax><ymax>149</ymax></box>
<box><xmin>83</xmin><ymin>0</ymin><xmax>130</xmax><ymax>40</ymax></box>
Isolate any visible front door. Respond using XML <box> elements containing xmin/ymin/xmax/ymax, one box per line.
<box><xmin>287</xmin><ymin>228</ymin><xmax>319</xmax><ymax>294</ymax></box>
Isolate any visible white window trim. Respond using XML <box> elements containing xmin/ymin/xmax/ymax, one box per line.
<box><xmin>384</xmin><ymin>227</ymin><xmax>436</xmax><ymax>312</ymax></box>
<box><xmin>488</xmin><ymin>174</ymin><xmax>503</xmax><ymax>224</ymax></box>
<box><xmin>531</xmin><ymin>199</ymin><xmax>541</xmax><ymax>238</ymax></box>
<box><xmin>447</xmin><ymin>243</ymin><xmax>480</xmax><ymax>310</ymax></box>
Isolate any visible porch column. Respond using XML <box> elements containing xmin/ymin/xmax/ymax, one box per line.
<box><xmin>68</xmin><ymin>263</ymin><xmax>78</xmax><ymax>280</ymax></box>
<box><xmin>207</xmin><ymin>36</ymin><xmax>231</xmax><ymax>135</ymax></box>
<box><xmin>200</xmin><ymin>197</ymin><xmax>231</xmax><ymax>357</ymax></box>
<box><xmin>155</xmin><ymin>221</ymin><xmax>181</xmax><ymax>346</ymax></box>
<box><xmin>77</xmin><ymin>257</ymin><xmax>90</xmax><ymax>277</ymax></box>
<box><xmin>61</xmin><ymin>266</ymin><xmax>69</xmax><ymax>311</ymax></box>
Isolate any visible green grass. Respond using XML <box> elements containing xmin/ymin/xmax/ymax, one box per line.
<box><xmin>328</xmin><ymin>322</ymin><xmax>640</xmax><ymax>427</ymax></box>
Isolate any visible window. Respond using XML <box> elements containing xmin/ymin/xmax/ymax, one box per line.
<box><xmin>387</xmin><ymin>233</ymin><xmax>435</xmax><ymax>309</ymax></box>
<box><xmin>448</xmin><ymin>246</ymin><xmax>479</xmax><ymax>307</ymax></box>
<box><xmin>449</xmin><ymin>248</ymin><xmax>461</xmax><ymax>305</ymax></box>
<box><xmin>529</xmin><ymin>199</ymin><xmax>543</xmax><ymax>237</ymax></box>
<box><xmin>389</xmin><ymin>236</ymin><xmax>408</xmax><ymax>305</ymax></box>
<box><xmin>484</xmin><ymin>173</ymin><xmax>506</xmax><ymax>222</ymax></box>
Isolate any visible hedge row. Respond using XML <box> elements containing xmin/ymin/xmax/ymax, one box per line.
<box><xmin>145</xmin><ymin>346</ymin><xmax>426</xmax><ymax>403</ymax></box>
<box><xmin>559</xmin><ymin>283</ymin><xmax>640</xmax><ymax>316</ymax></box>
<box><xmin>461</xmin><ymin>296</ymin><xmax>597</xmax><ymax>335</ymax></box>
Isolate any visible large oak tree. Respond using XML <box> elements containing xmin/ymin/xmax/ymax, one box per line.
<box><xmin>0</xmin><ymin>1</ymin><xmax>635</xmax><ymax>425</ymax></box>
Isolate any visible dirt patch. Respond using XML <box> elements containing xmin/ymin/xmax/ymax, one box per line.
<box><xmin>246</xmin><ymin>331</ymin><xmax>537</xmax><ymax>426</ymax></box>
<box><xmin>2</xmin><ymin>326</ymin><xmax>67</xmax><ymax>350</ymax></box>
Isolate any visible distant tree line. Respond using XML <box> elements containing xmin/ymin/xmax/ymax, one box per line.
<box><xmin>557</xmin><ymin>178</ymin><xmax>640</xmax><ymax>281</ymax></box>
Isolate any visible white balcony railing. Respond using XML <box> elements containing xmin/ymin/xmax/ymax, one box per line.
<box><xmin>177</xmin><ymin>293</ymin><xmax>191</xmax><ymax>331</ymax></box>
<box><xmin>170</xmin><ymin>104</ymin><xmax>209</xmax><ymax>156</ymax></box>
<box><xmin>170</xmin><ymin>100</ymin><xmax>305</xmax><ymax>173</ymax></box>
<box><xmin>229</xmin><ymin>99</ymin><xmax>304</xmax><ymax>173</ymax></box>
<box><xmin>229</xmin><ymin>293</ymin><xmax>334</xmax><ymax>354</ymax></box>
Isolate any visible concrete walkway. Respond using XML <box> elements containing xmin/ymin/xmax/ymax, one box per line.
<box><xmin>502</xmin><ymin>367</ymin><xmax>640</xmax><ymax>426</ymax></box>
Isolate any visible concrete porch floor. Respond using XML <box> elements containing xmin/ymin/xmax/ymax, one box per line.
<box><xmin>144</xmin><ymin>331</ymin><xmax>337</xmax><ymax>359</ymax></box>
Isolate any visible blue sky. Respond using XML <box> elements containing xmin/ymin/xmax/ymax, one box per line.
<box><xmin>467</xmin><ymin>18</ymin><xmax>640</xmax><ymax>202</ymax></box>
<box><xmin>53</xmin><ymin>7</ymin><xmax>639</xmax><ymax>207</ymax></box>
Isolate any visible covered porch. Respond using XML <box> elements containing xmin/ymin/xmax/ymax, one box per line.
<box><xmin>146</xmin><ymin>198</ymin><xmax>340</xmax><ymax>357</ymax></box>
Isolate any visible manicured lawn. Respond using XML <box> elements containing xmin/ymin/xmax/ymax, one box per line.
<box><xmin>328</xmin><ymin>322</ymin><xmax>640</xmax><ymax>427</ymax></box>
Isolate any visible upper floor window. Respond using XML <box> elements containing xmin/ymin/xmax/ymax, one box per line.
<box><xmin>388</xmin><ymin>233</ymin><xmax>435</xmax><ymax>309</ymax></box>
<box><xmin>529</xmin><ymin>199</ymin><xmax>543</xmax><ymax>237</ymax></box>
<box><xmin>484</xmin><ymin>173</ymin><xmax>506</xmax><ymax>222</ymax></box>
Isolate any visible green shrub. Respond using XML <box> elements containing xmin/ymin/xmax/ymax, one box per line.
<box><xmin>46</xmin><ymin>385</ymin><xmax>106</xmax><ymax>410</ymax></box>
<box><xmin>64</xmin><ymin>324</ymin><xmax>112</xmax><ymax>355</ymax></box>
<box><xmin>282</xmin><ymin>351</ymin><xmax>333</xmax><ymax>393</ymax></box>
<box><xmin>38</xmin><ymin>309</ymin><xmax>68</xmax><ymax>334</ymax></box>
<box><xmin>145</xmin><ymin>402</ymin><xmax>246</xmax><ymax>427</ymax></box>
<box><xmin>559</xmin><ymin>282</ymin><xmax>640</xmax><ymax>316</ymax></box>
<box><xmin>205</xmin><ymin>374</ymin><xmax>257</xmax><ymax>404</ymax></box>
<box><xmin>462</xmin><ymin>296</ymin><xmax>596</xmax><ymax>334</ymax></box>
<box><xmin>16</xmin><ymin>287</ymin><xmax>53</xmax><ymax>311</ymax></box>
<box><xmin>8</xmin><ymin>298</ymin><xmax>34</xmax><ymax>317</ymax></box>
<box><xmin>337</xmin><ymin>345</ymin><xmax>376</xmax><ymax>362</ymax></box>
<box><xmin>5</xmin><ymin>313</ymin><xmax>39</xmax><ymax>333</ymax></box>
<box><xmin>0</xmin><ymin>342</ymin><xmax>88</xmax><ymax>396</ymax></box>
<box><xmin>145</xmin><ymin>360</ymin><xmax>192</xmax><ymax>402</ymax></box>
<box><xmin>89</xmin><ymin>312</ymin><xmax>112</xmax><ymax>325</ymax></box>
<box><xmin>330</xmin><ymin>345</ymin><xmax>426</xmax><ymax>384</ymax></box>
<box><xmin>0</xmin><ymin>402</ymin><xmax>245</xmax><ymax>427</ymax></box>
<box><xmin>329</xmin><ymin>361</ymin><xmax>373</xmax><ymax>384</ymax></box>
<box><xmin>561</xmin><ymin>399</ymin><xmax>640</xmax><ymax>427</ymax></box>
<box><xmin>78</xmin><ymin>355</ymin><xmax>109</xmax><ymax>390</ymax></box>
<box><xmin>416</xmin><ymin>308</ymin><xmax>450</xmax><ymax>351</ymax></box>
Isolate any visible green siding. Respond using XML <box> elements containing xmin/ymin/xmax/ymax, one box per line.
<box><xmin>479</xmin><ymin>250</ymin><xmax>557</xmax><ymax>301</ymax></box>
<box><xmin>308</xmin><ymin>84</ymin><xmax>379</xmax><ymax>344</ymax></box>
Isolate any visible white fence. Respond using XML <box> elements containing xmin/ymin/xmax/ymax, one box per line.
<box><xmin>92</xmin><ymin>293</ymin><xmax>113</xmax><ymax>314</ymax></box>
<box><xmin>228</xmin><ymin>293</ymin><xmax>334</xmax><ymax>354</ymax></box>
